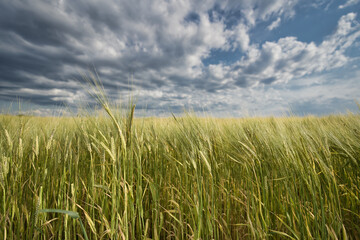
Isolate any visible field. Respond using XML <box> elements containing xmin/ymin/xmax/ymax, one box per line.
<box><xmin>1</xmin><ymin>109</ymin><xmax>360</xmax><ymax>239</ymax></box>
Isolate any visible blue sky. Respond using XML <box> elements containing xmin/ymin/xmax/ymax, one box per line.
<box><xmin>0</xmin><ymin>0</ymin><xmax>359</xmax><ymax>116</ymax></box>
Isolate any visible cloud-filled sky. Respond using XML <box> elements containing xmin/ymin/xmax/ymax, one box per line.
<box><xmin>0</xmin><ymin>0</ymin><xmax>360</xmax><ymax>116</ymax></box>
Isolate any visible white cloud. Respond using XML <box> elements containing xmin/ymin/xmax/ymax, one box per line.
<box><xmin>230</xmin><ymin>12</ymin><xmax>360</xmax><ymax>87</ymax></box>
<box><xmin>267</xmin><ymin>17</ymin><xmax>281</xmax><ymax>30</ymax></box>
<box><xmin>232</xmin><ymin>23</ymin><xmax>250</xmax><ymax>51</ymax></box>
<box><xmin>339</xmin><ymin>0</ymin><xmax>359</xmax><ymax>9</ymax></box>
<box><xmin>104</xmin><ymin>12</ymin><xmax>360</xmax><ymax>113</ymax></box>
<box><xmin>215</xmin><ymin>0</ymin><xmax>298</xmax><ymax>26</ymax></box>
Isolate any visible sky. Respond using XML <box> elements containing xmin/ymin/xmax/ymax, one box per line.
<box><xmin>0</xmin><ymin>0</ymin><xmax>360</xmax><ymax>117</ymax></box>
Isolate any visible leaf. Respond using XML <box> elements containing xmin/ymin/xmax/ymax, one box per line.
<box><xmin>83</xmin><ymin>210</ymin><xmax>97</xmax><ymax>234</ymax></box>
<box><xmin>38</xmin><ymin>209</ymin><xmax>80</xmax><ymax>219</ymax></box>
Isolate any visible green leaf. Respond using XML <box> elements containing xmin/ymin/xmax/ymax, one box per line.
<box><xmin>38</xmin><ymin>208</ymin><xmax>79</xmax><ymax>219</ymax></box>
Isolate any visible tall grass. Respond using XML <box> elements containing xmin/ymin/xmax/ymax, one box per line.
<box><xmin>0</xmin><ymin>106</ymin><xmax>359</xmax><ymax>238</ymax></box>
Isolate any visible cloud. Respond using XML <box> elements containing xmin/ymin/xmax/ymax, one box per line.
<box><xmin>339</xmin><ymin>0</ymin><xmax>359</xmax><ymax>9</ymax></box>
<box><xmin>229</xmin><ymin>12</ymin><xmax>360</xmax><ymax>87</ymax></box>
<box><xmin>214</xmin><ymin>0</ymin><xmax>298</xmax><ymax>26</ymax></box>
<box><xmin>0</xmin><ymin>0</ymin><xmax>228</xmax><ymax>106</ymax></box>
<box><xmin>0</xmin><ymin>0</ymin><xmax>300</xmax><ymax>105</ymax></box>
<box><xmin>231</xmin><ymin>23</ymin><xmax>250</xmax><ymax>51</ymax></box>
<box><xmin>0</xmin><ymin>0</ymin><xmax>359</xmax><ymax>116</ymax></box>
<box><xmin>267</xmin><ymin>17</ymin><xmax>281</xmax><ymax>31</ymax></box>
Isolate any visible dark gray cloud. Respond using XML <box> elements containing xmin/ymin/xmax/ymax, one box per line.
<box><xmin>0</xmin><ymin>0</ymin><xmax>229</xmax><ymax>107</ymax></box>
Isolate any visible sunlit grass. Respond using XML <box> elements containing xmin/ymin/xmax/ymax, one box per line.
<box><xmin>0</xmin><ymin>105</ymin><xmax>360</xmax><ymax>239</ymax></box>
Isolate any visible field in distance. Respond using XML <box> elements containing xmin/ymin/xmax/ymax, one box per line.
<box><xmin>0</xmin><ymin>113</ymin><xmax>359</xmax><ymax>239</ymax></box>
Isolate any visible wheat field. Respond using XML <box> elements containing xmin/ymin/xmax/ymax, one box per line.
<box><xmin>0</xmin><ymin>108</ymin><xmax>360</xmax><ymax>239</ymax></box>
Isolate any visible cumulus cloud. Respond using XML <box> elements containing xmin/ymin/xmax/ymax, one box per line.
<box><xmin>231</xmin><ymin>23</ymin><xmax>250</xmax><ymax>51</ymax></box>
<box><xmin>229</xmin><ymin>12</ymin><xmax>360</xmax><ymax>87</ymax></box>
